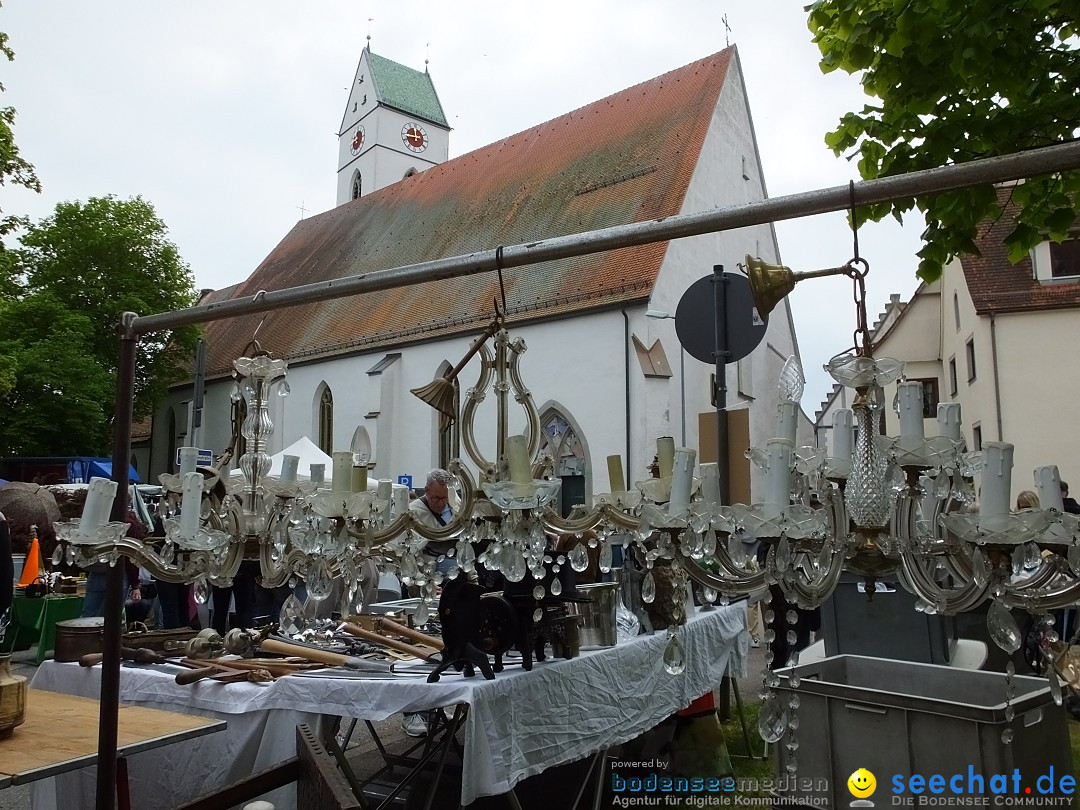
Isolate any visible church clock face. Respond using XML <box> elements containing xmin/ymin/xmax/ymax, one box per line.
<box><xmin>350</xmin><ymin>124</ymin><xmax>365</xmax><ymax>156</ymax></box>
<box><xmin>401</xmin><ymin>122</ymin><xmax>428</xmax><ymax>153</ymax></box>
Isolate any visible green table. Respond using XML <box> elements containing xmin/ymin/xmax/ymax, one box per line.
<box><xmin>1</xmin><ymin>594</ymin><xmax>84</xmax><ymax>664</ymax></box>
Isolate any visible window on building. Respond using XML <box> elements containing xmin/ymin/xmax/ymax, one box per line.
<box><xmin>1050</xmin><ymin>239</ymin><xmax>1080</xmax><ymax>278</ymax></box>
<box><xmin>972</xmin><ymin>423</ymin><xmax>983</xmax><ymax>451</ymax></box>
<box><xmin>912</xmin><ymin>378</ymin><xmax>940</xmax><ymax>419</ymax></box>
<box><xmin>539</xmin><ymin>409</ymin><xmax>587</xmax><ymax>517</ymax></box>
<box><xmin>966</xmin><ymin>338</ymin><xmax>976</xmax><ymax>382</ymax></box>
<box><xmin>948</xmin><ymin>357</ymin><xmax>957</xmax><ymax>396</ymax></box>
<box><xmin>953</xmin><ymin>292</ymin><xmax>961</xmax><ymax>331</ymax></box>
<box><xmin>318</xmin><ymin>387</ymin><xmax>334</xmax><ymax>454</ymax></box>
<box><xmin>350</xmin><ymin>170</ymin><xmax>361</xmax><ymax>200</ymax></box>
<box><xmin>1031</xmin><ymin>237</ymin><xmax>1080</xmax><ymax>281</ymax></box>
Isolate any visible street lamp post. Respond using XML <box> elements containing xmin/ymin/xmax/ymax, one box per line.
<box><xmin>646</xmin><ymin>308</ymin><xmax>686</xmax><ymax>446</ymax></box>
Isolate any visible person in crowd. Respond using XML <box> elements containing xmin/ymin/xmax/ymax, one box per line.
<box><xmin>401</xmin><ymin>468</ymin><xmax>457</xmax><ymax>737</ymax></box>
<box><xmin>1016</xmin><ymin>490</ymin><xmax>1040</xmax><ymax>510</ymax></box>
<box><xmin>1061</xmin><ymin>481</ymin><xmax>1080</xmax><ymax>514</ymax></box>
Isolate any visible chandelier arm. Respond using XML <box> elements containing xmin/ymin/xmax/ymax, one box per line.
<box><xmin>70</xmin><ymin>538</ymin><xmax>206</xmax><ymax>585</ymax></box>
<box><xmin>705</xmin><ymin>532</ymin><xmax>762</xmax><ymax>579</ymax></box>
<box><xmin>777</xmin><ymin>547</ymin><xmax>847</xmax><ymax>606</ymax></box>
<box><xmin>460</xmin><ymin>343</ymin><xmax>496</xmax><ymax>477</ymax></box>
<box><xmin>506</xmin><ymin>335</ymin><xmax>542</xmax><ymax>460</ymax></box>
<box><xmin>896</xmin><ymin>553</ymin><xmax>990</xmax><ymax>614</ymax></box>
<box><xmin>1000</xmin><ymin>579</ymin><xmax>1080</xmax><ymax>611</ymax></box>
<box><xmin>542</xmin><ymin>503</ymin><xmax>640</xmax><ymax>534</ymax></box>
<box><xmin>673</xmin><ymin>546</ymin><xmax>769</xmax><ymax>596</ymax></box>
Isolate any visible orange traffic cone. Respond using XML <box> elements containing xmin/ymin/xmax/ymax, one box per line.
<box><xmin>18</xmin><ymin>534</ymin><xmax>42</xmax><ymax>588</ymax></box>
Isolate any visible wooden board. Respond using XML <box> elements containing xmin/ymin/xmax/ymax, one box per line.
<box><xmin>0</xmin><ymin>688</ymin><xmax>225</xmax><ymax>786</ymax></box>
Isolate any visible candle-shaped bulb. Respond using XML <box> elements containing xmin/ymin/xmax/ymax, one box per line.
<box><xmin>351</xmin><ymin>464</ymin><xmax>368</xmax><ymax>493</ymax></box>
<box><xmin>937</xmin><ymin>402</ymin><xmax>962</xmax><ymax>441</ymax></box>
<box><xmin>669</xmin><ymin>448</ymin><xmax>696</xmax><ymax>513</ymax></box>
<box><xmin>606</xmin><ymin>454</ymin><xmax>626</xmax><ymax>493</ymax></box>
<box><xmin>279</xmin><ymin>454</ymin><xmax>299</xmax><ymax>484</ymax></box>
<box><xmin>309</xmin><ymin>464</ymin><xmax>325</xmax><ymax>486</ymax></box>
<box><xmin>775</xmin><ymin>401</ymin><xmax>798</xmax><ymax>444</ymax></box>
<box><xmin>656</xmin><ymin>437</ymin><xmax>676</xmax><ymax>479</ymax></box>
<box><xmin>978</xmin><ymin>442</ymin><xmax>1014</xmax><ymax>532</ymax></box>
<box><xmin>832</xmin><ymin>409</ymin><xmax>854</xmax><ymax>460</ymax></box>
<box><xmin>506</xmin><ymin>434</ymin><xmax>533</xmax><ymax>485</ymax></box>
<box><xmin>332</xmin><ymin>452</ymin><xmax>353</xmax><ymax>492</ymax></box>
<box><xmin>179</xmin><ymin>471</ymin><xmax>203</xmax><ymax>541</ymax></box>
<box><xmin>699</xmin><ymin>462</ymin><xmax>722</xmax><ymax>508</ymax></box>
<box><xmin>764</xmin><ymin>439</ymin><xmax>794</xmax><ymax>510</ymax></box>
<box><xmin>80</xmin><ymin>477</ymin><xmax>118</xmax><ymax>542</ymax></box>
<box><xmin>392</xmin><ymin>484</ymin><xmax>410</xmax><ymax>516</ymax></box>
<box><xmin>897</xmin><ymin>381</ymin><xmax>925</xmax><ymax>439</ymax></box>
<box><xmin>1034</xmin><ymin>465</ymin><xmax>1065</xmax><ymax>513</ymax></box>
<box><xmin>178</xmin><ymin>446</ymin><xmax>200</xmax><ymax>476</ymax></box>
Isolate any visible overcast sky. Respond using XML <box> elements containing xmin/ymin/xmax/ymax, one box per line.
<box><xmin>2</xmin><ymin>0</ymin><xmax>925</xmax><ymax>411</ymax></box>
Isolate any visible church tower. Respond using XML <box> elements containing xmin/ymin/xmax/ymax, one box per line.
<box><xmin>336</xmin><ymin>45</ymin><xmax>450</xmax><ymax>206</ymax></box>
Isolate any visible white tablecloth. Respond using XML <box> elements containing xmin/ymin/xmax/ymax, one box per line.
<box><xmin>31</xmin><ymin>602</ymin><xmax>746</xmax><ymax>807</ymax></box>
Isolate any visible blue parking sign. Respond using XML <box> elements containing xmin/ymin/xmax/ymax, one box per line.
<box><xmin>397</xmin><ymin>474</ymin><xmax>413</xmax><ymax>489</ymax></box>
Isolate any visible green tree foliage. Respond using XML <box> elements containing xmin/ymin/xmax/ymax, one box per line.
<box><xmin>0</xmin><ymin>7</ymin><xmax>42</xmax><ymax>294</ymax></box>
<box><xmin>1</xmin><ymin>196</ymin><xmax>200</xmax><ymax>455</ymax></box>
<box><xmin>807</xmin><ymin>0</ymin><xmax>1080</xmax><ymax>281</ymax></box>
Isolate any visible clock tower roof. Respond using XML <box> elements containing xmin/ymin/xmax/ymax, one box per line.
<box><xmin>367</xmin><ymin>48</ymin><xmax>449</xmax><ymax>128</ymax></box>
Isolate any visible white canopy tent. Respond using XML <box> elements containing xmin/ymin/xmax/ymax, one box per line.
<box><xmin>267</xmin><ymin>436</ymin><xmax>332</xmax><ymax>478</ymax></box>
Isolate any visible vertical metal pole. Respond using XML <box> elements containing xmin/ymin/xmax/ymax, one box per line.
<box><xmin>712</xmin><ymin>265</ymin><xmax>730</xmax><ymax>505</ymax></box>
<box><xmin>712</xmin><ymin>266</ymin><xmax>733</xmax><ymax>721</ymax></box>
<box><xmin>98</xmin><ymin>313</ymin><xmax>137</xmax><ymax>810</ymax></box>
<box><xmin>679</xmin><ymin>347</ymin><xmax>686</xmax><ymax>447</ymax></box>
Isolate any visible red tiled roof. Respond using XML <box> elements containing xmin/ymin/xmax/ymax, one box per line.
<box><xmin>961</xmin><ymin>187</ymin><xmax>1080</xmax><ymax>314</ymax></box>
<box><xmin>198</xmin><ymin>48</ymin><xmax>736</xmax><ymax>377</ymax></box>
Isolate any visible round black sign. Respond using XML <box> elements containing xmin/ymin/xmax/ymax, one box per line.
<box><xmin>674</xmin><ymin>272</ymin><xmax>768</xmax><ymax>364</ymax></box>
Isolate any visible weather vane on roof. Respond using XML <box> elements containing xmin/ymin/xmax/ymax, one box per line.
<box><xmin>722</xmin><ymin>13</ymin><xmax>731</xmax><ymax>48</ymax></box>
<box><xmin>367</xmin><ymin>17</ymin><xmax>374</xmax><ymax>46</ymax></box>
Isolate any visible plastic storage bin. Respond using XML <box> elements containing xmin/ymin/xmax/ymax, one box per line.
<box><xmin>774</xmin><ymin>655</ymin><xmax>1070</xmax><ymax>807</ymax></box>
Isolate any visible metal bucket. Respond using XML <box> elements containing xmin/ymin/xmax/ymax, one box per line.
<box><xmin>574</xmin><ymin>582</ymin><xmax>619</xmax><ymax>648</ymax></box>
<box><xmin>54</xmin><ymin>617</ymin><xmax>104</xmax><ymax>663</ymax></box>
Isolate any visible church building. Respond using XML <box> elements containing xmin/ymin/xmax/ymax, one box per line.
<box><xmin>144</xmin><ymin>44</ymin><xmax>805</xmax><ymax>510</ymax></box>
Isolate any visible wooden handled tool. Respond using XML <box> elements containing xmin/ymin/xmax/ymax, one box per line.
<box><xmin>79</xmin><ymin>647</ymin><xmax>173</xmax><ymax>668</ymax></box>
<box><xmin>339</xmin><ymin>622</ymin><xmax>439</xmax><ymax>661</ymax></box>
<box><xmin>346</xmin><ymin>615</ymin><xmax>445</xmax><ymax>652</ymax></box>
<box><xmin>174</xmin><ymin>659</ymin><xmax>270</xmax><ymax>685</ymax></box>
<box><xmin>259</xmin><ymin>637</ymin><xmax>428</xmax><ymax>669</ymax></box>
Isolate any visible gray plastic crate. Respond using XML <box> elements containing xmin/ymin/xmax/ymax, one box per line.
<box><xmin>774</xmin><ymin>655</ymin><xmax>1071</xmax><ymax>808</ymax></box>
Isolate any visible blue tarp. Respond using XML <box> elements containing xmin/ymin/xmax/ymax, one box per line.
<box><xmin>67</xmin><ymin>458</ymin><xmax>140</xmax><ymax>484</ymax></box>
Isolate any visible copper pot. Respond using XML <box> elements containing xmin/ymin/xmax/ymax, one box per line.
<box><xmin>54</xmin><ymin>616</ymin><xmax>105</xmax><ymax>663</ymax></box>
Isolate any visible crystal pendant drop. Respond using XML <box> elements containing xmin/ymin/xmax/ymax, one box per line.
<box><xmin>1001</xmin><ymin>728</ymin><xmax>1014</xmax><ymax>745</ymax></box>
<box><xmin>662</xmin><ymin>632</ymin><xmax>686</xmax><ymax>675</ymax></box>
<box><xmin>550</xmin><ymin>577</ymin><xmax>562</xmax><ymax>596</ymax></box>
<box><xmin>987</xmin><ymin>600</ymin><xmax>1022</xmax><ymax>653</ymax></box>
<box><xmin>279</xmin><ymin>593</ymin><xmax>306</xmax><ymax>636</ymax></box>
<box><xmin>193</xmin><ymin>577</ymin><xmax>210</xmax><ymax>605</ymax></box>
<box><xmin>532</xmin><ymin>607</ymin><xmax>543</xmax><ymax>622</ymax></box>
<box><xmin>569</xmin><ymin>543</ymin><xmax>589</xmax><ymax>572</ymax></box>
<box><xmin>598</xmin><ymin>541</ymin><xmax>613</xmax><ymax>573</ymax></box>
<box><xmin>504</xmin><ymin>550</ymin><xmax>527</xmax><ymax>583</ymax></box>
<box><xmin>1068</xmin><ymin>544</ymin><xmax>1080</xmax><ymax>575</ymax></box>
<box><xmin>414</xmin><ymin>599</ymin><xmax>430</xmax><ymax>626</ymax></box>
<box><xmin>51</xmin><ymin>544</ymin><xmax>64</xmax><ymax>566</ymax></box>
<box><xmin>305</xmin><ymin>557</ymin><xmax>334</xmax><ymax>601</ymax></box>
<box><xmin>757</xmin><ymin>693</ymin><xmax>789</xmax><ymax>743</ymax></box>
<box><xmin>641</xmin><ymin>570</ymin><xmax>656</xmax><ymax>603</ymax></box>
<box><xmin>277</xmin><ymin>379</ymin><xmax>291</xmax><ymax>397</ymax></box>
<box><xmin>532</xmin><ymin>585</ymin><xmax>546</xmax><ymax>600</ymax></box>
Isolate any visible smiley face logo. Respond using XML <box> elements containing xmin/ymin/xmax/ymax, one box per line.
<box><xmin>848</xmin><ymin>768</ymin><xmax>877</xmax><ymax>799</ymax></box>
